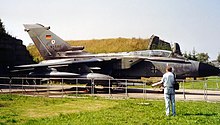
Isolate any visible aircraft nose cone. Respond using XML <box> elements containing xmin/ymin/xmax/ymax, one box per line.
<box><xmin>198</xmin><ymin>62</ymin><xmax>220</xmax><ymax>77</ymax></box>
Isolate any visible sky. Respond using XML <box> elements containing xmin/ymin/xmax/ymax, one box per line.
<box><xmin>0</xmin><ymin>0</ymin><xmax>220</xmax><ymax>60</ymax></box>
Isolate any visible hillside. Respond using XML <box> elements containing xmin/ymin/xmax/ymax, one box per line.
<box><xmin>27</xmin><ymin>37</ymin><xmax>150</xmax><ymax>62</ymax></box>
<box><xmin>68</xmin><ymin>37</ymin><xmax>150</xmax><ymax>53</ymax></box>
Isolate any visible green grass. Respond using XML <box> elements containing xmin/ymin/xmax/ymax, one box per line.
<box><xmin>0</xmin><ymin>95</ymin><xmax>117</xmax><ymax>125</ymax></box>
<box><xmin>127</xmin><ymin>77</ymin><xmax>220</xmax><ymax>90</ymax></box>
<box><xmin>0</xmin><ymin>94</ymin><xmax>220</xmax><ymax>125</ymax></box>
<box><xmin>180</xmin><ymin>77</ymin><xmax>220</xmax><ymax>90</ymax></box>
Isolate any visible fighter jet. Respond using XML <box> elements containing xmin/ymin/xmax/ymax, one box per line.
<box><xmin>12</xmin><ymin>24</ymin><xmax>220</xmax><ymax>82</ymax></box>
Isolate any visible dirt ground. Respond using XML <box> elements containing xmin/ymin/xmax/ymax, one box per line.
<box><xmin>1</xmin><ymin>84</ymin><xmax>219</xmax><ymax>102</ymax></box>
<box><xmin>90</xmin><ymin>88</ymin><xmax>220</xmax><ymax>102</ymax></box>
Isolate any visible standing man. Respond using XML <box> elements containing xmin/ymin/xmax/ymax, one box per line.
<box><xmin>152</xmin><ymin>66</ymin><xmax>176</xmax><ymax>116</ymax></box>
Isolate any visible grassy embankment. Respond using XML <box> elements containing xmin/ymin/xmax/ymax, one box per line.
<box><xmin>0</xmin><ymin>94</ymin><xmax>219</xmax><ymax>125</ymax></box>
<box><xmin>27</xmin><ymin>37</ymin><xmax>150</xmax><ymax>62</ymax></box>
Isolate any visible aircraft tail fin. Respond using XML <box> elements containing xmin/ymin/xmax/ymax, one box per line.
<box><xmin>23</xmin><ymin>24</ymin><xmax>84</xmax><ymax>60</ymax></box>
<box><xmin>172</xmin><ymin>43</ymin><xmax>182</xmax><ymax>56</ymax></box>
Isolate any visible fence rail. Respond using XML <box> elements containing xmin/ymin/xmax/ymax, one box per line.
<box><xmin>0</xmin><ymin>77</ymin><xmax>219</xmax><ymax>101</ymax></box>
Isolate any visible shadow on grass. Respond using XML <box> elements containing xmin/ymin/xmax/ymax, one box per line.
<box><xmin>184</xmin><ymin>112</ymin><xmax>217</xmax><ymax>116</ymax></box>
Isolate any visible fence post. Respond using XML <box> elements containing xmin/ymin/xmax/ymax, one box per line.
<box><xmin>183</xmin><ymin>80</ymin><xmax>186</xmax><ymax>100</ymax></box>
<box><xmin>33</xmin><ymin>79</ymin><xmax>35</xmax><ymax>96</ymax></box>
<box><xmin>76</xmin><ymin>79</ymin><xmax>78</xmax><ymax>97</ymax></box>
<box><xmin>143</xmin><ymin>82</ymin><xmax>146</xmax><ymax>100</ymax></box>
<box><xmin>21</xmin><ymin>78</ymin><xmax>24</xmax><ymax>95</ymax></box>
<box><xmin>91</xmin><ymin>79</ymin><xmax>94</xmax><ymax>96</ymax></box>
<box><xmin>9</xmin><ymin>78</ymin><xmax>12</xmax><ymax>95</ymax></box>
<box><xmin>192</xmin><ymin>80</ymin><xmax>194</xmax><ymax>89</ymax></box>
<box><xmin>216</xmin><ymin>77</ymin><xmax>219</xmax><ymax>90</ymax></box>
<box><xmin>61</xmin><ymin>78</ymin><xmax>64</xmax><ymax>98</ymax></box>
<box><xmin>204</xmin><ymin>80</ymin><xmax>208</xmax><ymax>101</ymax></box>
<box><xmin>109</xmin><ymin>79</ymin><xmax>111</xmax><ymax>98</ymax></box>
<box><xmin>125</xmin><ymin>79</ymin><xmax>128</xmax><ymax>98</ymax></box>
<box><xmin>47</xmin><ymin>79</ymin><xmax>49</xmax><ymax>97</ymax></box>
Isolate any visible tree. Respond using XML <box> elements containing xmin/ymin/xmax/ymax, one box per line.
<box><xmin>217</xmin><ymin>53</ymin><xmax>220</xmax><ymax>63</ymax></box>
<box><xmin>196</xmin><ymin>53</ymin><xmax>209</xmax><ymax>63</ymax></box>
<box><xmin>183</xmin><ymin>51</ymin><xmax>196</xmax><ymax>61</ymax></box>
<box><xmin>183</xmin><ymin>49</ymin><xmax>210</xmax><ymax>63</ymax></box>
<box><xmin>0</xmin><ymin>19</ymin><xmax>6</xmax><ymax>36</ymax></box>
<box><xmin>188</xmin><ymin>52</ymin><xmax>193</xmax><ymax>60</ymax></box>
<box><xmin>183</xmin><ymin>51</ymin><xmax>188</xmax><ymax>59</ymax></box>
<box><xmin>192</xmin><ymin>47</ymin><xmax>197</xmax><ymax>61</ymax></box>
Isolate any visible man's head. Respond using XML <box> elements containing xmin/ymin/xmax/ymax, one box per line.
<box><xmin>166</xmin><ymin>66</ymin><xmax>172</xmax><ymax>72</ymax></box>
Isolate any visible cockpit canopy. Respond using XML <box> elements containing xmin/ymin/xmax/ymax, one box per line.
<box><xmin>128</xmin><ymin>50</ymin><xmax>185</xmax><ymax>59</ymax></box>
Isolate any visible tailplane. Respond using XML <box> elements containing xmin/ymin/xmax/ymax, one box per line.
<box><xmin>24</xmin><ymin>24</ymin><xmax>85</xmax><ymax>59</ymax></box>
